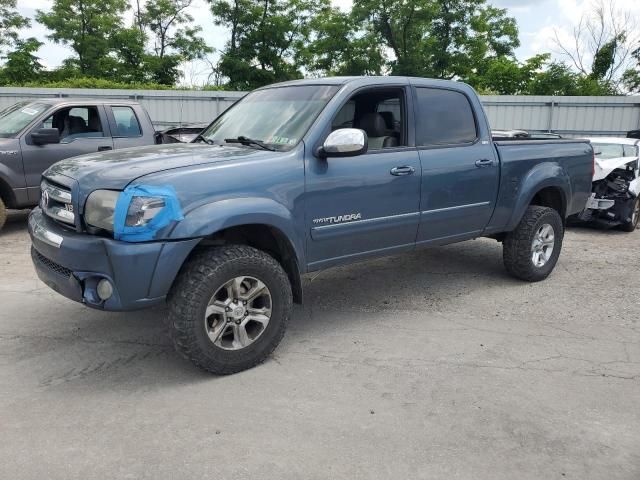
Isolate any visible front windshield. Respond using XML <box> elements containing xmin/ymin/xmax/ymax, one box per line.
<box><xmin>199</xmin><ymin>85</ymin><xmax>339</xmax><ymax>151</ymax></box>
<box><xmin>592</xmin><ymin>143</ymin><xmax>624</xmax><ymax>159</ymax></box>
<box><xmin>0</xmin><ymin>102</ymin><xmax>49</xmax><ymax>138</ymax></box>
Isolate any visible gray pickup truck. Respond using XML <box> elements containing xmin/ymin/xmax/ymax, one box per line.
<box><xmin>0</xmin><ymin>99</ymin><xmax>156</xmax><ymax>230</ymax></box>
<box><xmin>29</xmin><ymin>76</ymin><xmax>594</xmax><ymax>375</ymax></box>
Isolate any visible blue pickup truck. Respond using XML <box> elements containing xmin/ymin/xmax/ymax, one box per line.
<box><xmin>29</xmin><ymin>77</ymin><xmax>593</xmax><ymax>374</ymax></box>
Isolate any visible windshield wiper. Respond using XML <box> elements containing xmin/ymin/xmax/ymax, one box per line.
<box><xmin>224</xmin><ymin>136</ymin><xmax>276</xmax><ymax>151</ymax></box>
<box><xmin>193</xmin><ymin>134</ymin><xmax>214</xmax><ymax>144</ymax></box>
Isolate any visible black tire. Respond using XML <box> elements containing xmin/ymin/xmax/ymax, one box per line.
<box><xmin>167</xmin><ymin>245</ymin><xmax>292</xmax><ymax>375</ymax></box>
<box><xmin>0</xmin><ymin>197</ymin><xmax>6</xmax><ymax>232</ymax></box>
<box><xmin>503</xmin><ymin>206</ymin><xmax>564</xmax><ymax>282</ymax></box>
<box><xmin>619</xmin><ymin>196</ymin><xmax>639</xmax><ymax>232</ymax></box>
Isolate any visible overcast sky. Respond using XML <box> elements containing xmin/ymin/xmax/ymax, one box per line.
<box><xmin>14</xmin><ymin>0</ymin><xmax>640</xmax><ymax>84</ymax></box>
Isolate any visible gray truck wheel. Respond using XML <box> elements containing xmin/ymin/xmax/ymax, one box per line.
<box><xmin>0</xmin><ymin>197</ymin><xmax>6</xmax><ymax>232</ymax></box>
<box><xmin>167</xmin><ymin>245</ymin><xmax>292</xmax><ymax>375</ymax></box>
<box><xmin>619</xmin><ymin>197</ymin><xmax>639</xmax><ymax>232</ymax></box>
<box><xmin>503</xmin><ymin>206</ymin><xmax>564</xmax><ymax>282</ymax></box>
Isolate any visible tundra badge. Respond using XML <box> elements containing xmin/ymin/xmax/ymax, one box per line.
<box><xmin>313</xmin><ymin>213</ymin><xmax>362</xmax><ymax>225</ymax></box>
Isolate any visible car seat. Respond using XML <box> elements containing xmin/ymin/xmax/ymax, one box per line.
<box><xmin>61</xmin><ymin>115</ymin><xmax>88</xmax><ymax>140</ymax></box>
<box><xmin>355</xmin><ymin>112</ymin><xmax>398</xmax><ymax>149</ymax></box>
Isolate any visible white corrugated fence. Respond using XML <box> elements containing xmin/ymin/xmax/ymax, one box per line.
<box><xmin>1</xmin><ymin>87</ymin><xmax>638</xmax><ymax>136</ymax></box>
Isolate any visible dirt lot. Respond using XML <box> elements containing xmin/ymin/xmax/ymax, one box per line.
<box><xmin>1</xmin><ymin>209</ymin><xmax>639</xmax><ymax>480</ymax></box>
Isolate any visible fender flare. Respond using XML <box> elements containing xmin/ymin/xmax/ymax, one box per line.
<box><xmin>169</xmin><ymin>196</ymin><xmax>305</xmax><ymax>271</ymax></box>
<box><xmin>505</xmin><ymin>162</ymin><xmax>571</xmax><ymax>231</ymax></box>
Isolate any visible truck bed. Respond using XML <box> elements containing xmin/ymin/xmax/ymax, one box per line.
<box><xmin>485</xmin><ymin>139</ymin><xmax>594</xmax><ymax>234</ymax></box>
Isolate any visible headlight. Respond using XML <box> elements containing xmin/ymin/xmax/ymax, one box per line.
<box><xmin>125</xmin><ymin>196</ymin><xmax>166</xmax><ymax>227</ymax></box>
<box><xmin>85</xmin><ymin>185</ymin><xmax>182</xmax><ymax>241</ymax></box>
<box><xmin>84</xmin><ymin>190</ymin><xmax>120</xmax><ymax>231</ymax></box>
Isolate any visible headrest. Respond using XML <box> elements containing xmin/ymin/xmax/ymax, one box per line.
<box><xmin>356</xmin><ymin>112</ymin><xmax>388</xmax><ymax>137</ymax></box>
<box><xmin>378</xmin><ymin>111</ymin><xmax>394</xmax><ymax>129</ymax></box>
<box><xmin>67</xmin><ymin>115</ymin><xmax>86</xmax><ymax>130</ymax></box>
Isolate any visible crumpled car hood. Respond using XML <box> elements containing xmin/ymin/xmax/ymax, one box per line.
<box><xmin>594</xmin><ymin>155</ymin><xmax>639</xmax><ymax>182</ymax></box>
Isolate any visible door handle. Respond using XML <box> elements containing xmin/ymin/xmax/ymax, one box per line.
<box><xmin>390</xmin><ymin>166</ymin><xmax>416</xmax><ymax>176</ymax></box>
<box><xmin>98</xmin><ymin>146</ymin><xmax>113</xmax><ymax>152</ymax></box>
<box><xmin>475</xmin><ymin>158</ymin><xmax>494</xmax><ymax>167</ymax></box>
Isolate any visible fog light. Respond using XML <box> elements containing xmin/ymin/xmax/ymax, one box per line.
<box><xmin>96</xmin><ymin>279</ymin><xmax>113</xmax><ymax>301</ymax></box>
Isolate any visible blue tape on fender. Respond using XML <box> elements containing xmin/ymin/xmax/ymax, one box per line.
<box><xmin>113</xmin><ymin>185</ymin><xmax>184</xmax><ymax>242</ymax></box>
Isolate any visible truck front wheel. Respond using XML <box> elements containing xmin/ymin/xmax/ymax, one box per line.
<box><xmin>503</xmin><ymin>206</ymin><xmax>564</xmax><ymax>282</ymax></box>
<box><xmin>168</xmin><ymin>245</ymin><xmax>292</xmax><ymax>375</ymax></box>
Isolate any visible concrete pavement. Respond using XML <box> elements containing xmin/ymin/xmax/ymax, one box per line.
<box><xmin>1</xmin><ymin>210</ymin><xmax>639</xmax><ymax>479</ymax></box>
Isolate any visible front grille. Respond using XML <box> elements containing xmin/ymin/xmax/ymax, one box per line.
<box><xmin>32</xmin><ymin>248</ymin><xmax>72</xmax><ymax>278</ymax></box>
<box><xmin>40</xmin><ymin>179</ymin><xmax>75</xmax><ymax>227</ymax></box>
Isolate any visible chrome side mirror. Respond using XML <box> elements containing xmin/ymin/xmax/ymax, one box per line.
<box><xmin>319</xmin><ymin>128</ymin><xmax>368</xmax><ymax>158</ymax></box>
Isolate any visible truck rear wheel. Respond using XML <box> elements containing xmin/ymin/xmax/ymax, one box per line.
<box><xmin>0</xmin><ymin>197</ymin><xmax>6</xmax><ymax>232</ymax></box>
<box><xmin>619</xmin><ymin>196</ymin><xmax>639</xmax><ymax>232</ymax></box>
<box><xmin>503</xmin><ymin>206</ymin><xmax>564</xmax><ymax>282</ymax></box>
<box><xmin>167</xmin><ymin>245</ymin><xmax>292</xmax><ymax>375</ymax></box>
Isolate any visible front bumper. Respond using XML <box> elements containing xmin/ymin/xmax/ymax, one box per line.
<box><xmin>29</xmin><ymin>208</ymin><xmax>200</xmax><ymax>311</ymax></box>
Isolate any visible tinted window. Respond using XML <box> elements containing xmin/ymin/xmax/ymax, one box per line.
<box><xmin>592</xmin><ymin>143</ymin><xmax>624</xmax><ymax>159</ymax></box>
<box><xmin>112</xmin><ymin>106</ymin><xmax>141</xmax><ymax>137</ymax></box>
<box><xmin>623</xmin><ymin>145</ymin><xmax>637</xmax><ymax>157</ymax></box>
<box><xmin>415</xmin><ymin>88</ymin><xmax>477</xmax><ymax>146</ymax></box>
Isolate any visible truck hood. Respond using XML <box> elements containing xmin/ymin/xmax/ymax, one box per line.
<box><xmin>44</xmin><ymin>143</ymin><xmax>276</xmax><ymax>191</ymax></box>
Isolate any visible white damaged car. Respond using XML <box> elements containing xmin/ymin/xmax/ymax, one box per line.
<box><xmin>578</xmin><ymin>137</ymin><xmax>640</xmax><ymax>231</ymax></box>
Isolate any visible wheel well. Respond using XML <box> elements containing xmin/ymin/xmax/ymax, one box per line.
<box><xmin>0</xmin><ymin>177</ymin><xmax>15</xmax><ymax>209</ymax></box>
<box><xmin>530</xmin><ymin>187</ymin><xmax>566</xmax><ymax>219</ymax></box>
<box><xmin>198</xmin><ymin>224</ymin><xmax>303</xmax><ymax>304</ymax></box>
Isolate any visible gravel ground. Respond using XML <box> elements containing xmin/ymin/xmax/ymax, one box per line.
<box><xmin>1</xmin><ymin>209</ymin><xmax>639</xmax><ymax>480</ymax></box>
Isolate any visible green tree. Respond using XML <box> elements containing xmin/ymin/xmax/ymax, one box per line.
<box><xmin>299</xmin><ymin>6</ymin><xmax>384</xmax><ymax>76</ymax></box>
<box><xmin>590</xmin><ymin>34</ymin><xmax>625</xmax><ymax>80</ymax></box>
<box><xmin>468</xmin><ymin>54</ymin><xmax>549</xmax><ymax>95</ymax></box>
<box><xmin>210</xmin><ymin>0</ymin><xmax>327</xmax><ymax>89</ymax></box>
<box><xmin>552</xmin><ymin>0</ymin><xmax>635</xmax><ymax>88</ymax></box>
<box><xmin>109</xmin><ymin>26</ymin><xmax>149</xmax><ymax>83</ymax></box>
<box><xmin>0</xmin><ymin>0</ymin><xmax>29</xmax><ymax>52</ymax></box>
<box><xmin>622</xmin><ymin>44</ymin><xmax>639</xmax><ymax>93</ymax></box>
<box><xmin>526</xmin><ymin>62</ymin><xmax>617</xmax><ymax>96</ymax></box>
<box><xmin>0</xmin><ymin>38</ymin><xmax>44</xmax><ymax>84</ymax></box>
<box><xmin>138</xmin><ymin>0</ymin><xmax>212</xmax><ymax>84</ymax></box>
<box><xmin>350</xmin><ymin>0</ymin><xmax>519</xmax><ymax>79</ymax></box>
<box><xmin>36</xmin><ymin>0</ymin><xmax>129</xmax><ymax>77</ymax></box>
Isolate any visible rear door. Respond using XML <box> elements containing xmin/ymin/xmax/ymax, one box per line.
<box><xmin>106</xmin><ymin>105</ymin><xmax>150</xmax><ymax>149</ymax></box>
<box><xmin>413</xmin><ymin>86</ymin><xmax>499</xmax><ymax>244</ymax></box>
<box><xmin>20</xmin><ymin>105</ymin><xmax>113</xmax><ymax>201</ymax></box>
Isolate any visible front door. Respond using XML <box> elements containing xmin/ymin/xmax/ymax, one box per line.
<box><xmin>413</xmin><ymin>86</ymin><xmax>499</xmax><ymax>245</ymax></box>
<box><xmin>20</xmin><ymin>105</ymin><xmax>113</xmax><ymax>202</ymax></box>
<box><xmin>304</xmin><ymin>87</ymin><xmax>421</xmax><ymax>270</ymax></box>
